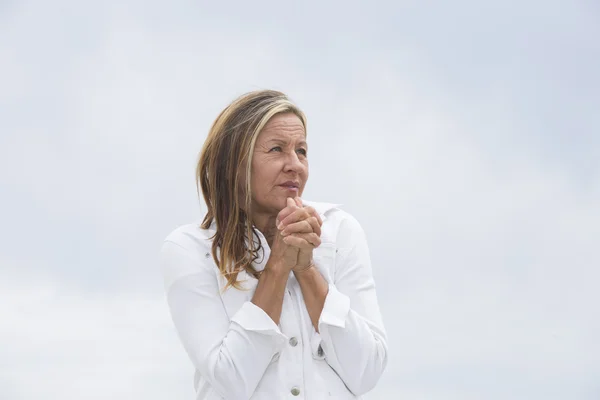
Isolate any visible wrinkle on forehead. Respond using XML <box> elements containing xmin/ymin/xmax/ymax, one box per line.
<box><xmin>259</xmin><ymin>114</ymin><xmax>306</xmax><ymax>142</ymax></box>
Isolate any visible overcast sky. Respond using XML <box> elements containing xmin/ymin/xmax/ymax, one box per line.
<box><xmin>1</xmin><ymin>0</ymin><xmax>599</xmax><ymax>399</ymax></box>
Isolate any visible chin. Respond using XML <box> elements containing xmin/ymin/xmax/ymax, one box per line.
<box><xmin>276</xmin><ymin>196</ymin><xmax>289</xmax><ymax>209</ymax></box>
<box><xmin>275</xmin><ymin>194</ymin><xmax>296</xmax><ymax>211</ymax></box>
<box><xmin>254</xmin><ymin>193</ymin><xmax>301</xmax><ymax>215</ymax></box>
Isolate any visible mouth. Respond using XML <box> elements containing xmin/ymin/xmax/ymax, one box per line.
<box><xmin>279</xmin><ymin>186</ymin><xmax>299</xmax><ymax>192</ymax></box>
<box><xmin>278</xmin><ymin>181</ymin><xmax>300</xmax><ymax>191</ymax></box>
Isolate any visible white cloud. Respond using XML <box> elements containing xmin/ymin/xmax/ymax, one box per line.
<box><xmin>0</xmin><ymin>267</ymin><xmax>194</xmax><ymax>399</ymax></box>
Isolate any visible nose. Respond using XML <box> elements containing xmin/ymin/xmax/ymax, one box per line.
<box><xmin>283</xmin><ymin>150</ymin><xmax>305</xmax><ymax>173</ymax></box>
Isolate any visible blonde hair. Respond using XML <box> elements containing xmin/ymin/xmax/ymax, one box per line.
<box><xmin>196</xmin><ymin>90</ymin><xmax>307</xmax><ymax>290</ymax></box>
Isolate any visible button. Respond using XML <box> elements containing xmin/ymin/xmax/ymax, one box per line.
<box><xmin>317</xmin><ymin>345</ymin><xmax>324</xmax><ymax>357</ymax></box>
<box><xmin>290</xmin><ymin>386</ymin><xmax>300</xmax><ymax>396</ymax></box>
<box><xmin>289</xmin><ymin>337</ymin><xmax>298</xmax><ymax>347</ymax></box>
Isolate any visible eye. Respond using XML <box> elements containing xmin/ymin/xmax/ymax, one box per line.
<box><xmin>296</xmin><ymin>148</ymin><xmax>307</xmax><ymax>156</ymax></box>
<box><xmin>269</xmin><ymin>146</ymin><xmax>282</xmax><ymax>152</ymax></box>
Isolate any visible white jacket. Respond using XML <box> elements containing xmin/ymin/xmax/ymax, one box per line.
<box><xmin>160</xmin><ymin>200</ymin><xmax>388</xmax><ymax>399</ymax></box>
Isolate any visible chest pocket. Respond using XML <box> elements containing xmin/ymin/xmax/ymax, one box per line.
<box><xmin>312</xmin><ymin>243</ymin><xmax>338</xmax><ymax>283</ymax></box>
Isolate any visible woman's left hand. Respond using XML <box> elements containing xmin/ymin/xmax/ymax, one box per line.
<box><xmin>277</xmin><ymin>197</ymin><xmax>323</xmax><ymax>271</ymax></box>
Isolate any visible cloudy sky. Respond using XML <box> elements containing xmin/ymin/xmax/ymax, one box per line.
<box><xmin>1</xmin><ymin>0</ymin><xmax>599</xmax><ymax>399</ymax></box>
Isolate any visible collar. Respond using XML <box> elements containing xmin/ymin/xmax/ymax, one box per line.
<box><xmin>300</xmin><ymin>199</ymin><xmax>342</xmax><ymax>222</ymax></box>
<box><xmin>206</xmin><ymin>199</ymin><xmax>342</xmax><ymax>231</ymax></box>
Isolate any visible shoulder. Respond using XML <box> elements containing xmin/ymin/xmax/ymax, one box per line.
<box><xmin>160</xmin><ymin>222</ymin><xmax>216</xmax><ymax>291</ymax></box>
<box><xmin>163</xmin><ymin>221</ymin><xmax>215</xmax><ymax>252</ymax></box>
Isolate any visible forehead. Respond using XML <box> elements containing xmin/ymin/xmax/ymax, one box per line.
<box><xmin>258</xmin><ymin>113</ymin><xmax>305</xmax><ymax>141</ymax></box>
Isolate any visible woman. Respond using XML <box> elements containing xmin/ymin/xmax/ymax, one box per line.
<box><xmin>160</xmin><ymin>90</ymin><xmax>388</xmax><ymax>399</ymax></box>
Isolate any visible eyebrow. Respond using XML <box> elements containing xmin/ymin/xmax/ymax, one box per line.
<box><xmin>267</xmin><ymin>138</ymin><xmax>308</xmax><ymax>147</ymax></box>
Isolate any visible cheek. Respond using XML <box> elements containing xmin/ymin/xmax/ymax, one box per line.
<box><xmin>250</xmin><ymin>158</ymin><xmax>263</xmax><ymax>183</ymax></box>
<box><xmin>257</xmin><ymin>161</ymin><xmax>279</xmax><ymax>178</ymax></box>
<box><xmin>250</xmin><ymin>162</ymin><xmax>273</xmax><ymax>194</ymax></box>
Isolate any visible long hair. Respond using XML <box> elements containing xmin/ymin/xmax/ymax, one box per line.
<box><xmin>196</xmin><ymin>90</ymin><xmax>307</xmax><ymax>290</ymax></box>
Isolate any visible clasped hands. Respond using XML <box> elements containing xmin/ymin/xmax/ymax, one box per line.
<box><xmin>275</xmin><ymin>197</ymin><xmax>323</xmax><ymax>272</ymax></box>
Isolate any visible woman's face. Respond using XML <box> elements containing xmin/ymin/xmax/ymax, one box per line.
<box><xmin>250</xmin><ymin>112</ymin><xmax>309</xmax><ymax>216</ymax></box>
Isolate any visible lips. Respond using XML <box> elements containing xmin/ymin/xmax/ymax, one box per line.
<box><xmin>279</xmin><ymin>181</ymin><xmax>300</xmax><ymax>188</ymax></box>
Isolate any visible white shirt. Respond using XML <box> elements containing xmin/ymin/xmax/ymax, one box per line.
<box><xmin>160</xmin><ymin>200</ymin><xmax>388</xmax><ymax>400</ymax></box>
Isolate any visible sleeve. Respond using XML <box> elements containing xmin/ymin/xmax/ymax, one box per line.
<box><xmin>160</xmin><ymin>240</ymin><xmax>287</xmax><ymax>400</ymax></box>
<box><xmin>312</xmin><ymin>214</ymin><xmax>388</xmax><ymax>396</ymax></box>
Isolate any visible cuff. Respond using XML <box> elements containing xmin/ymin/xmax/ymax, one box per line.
<box><xmin>318</xmin><ymin>284</ymin><xmax>351</xmax><ymax>329</ymax></box>
<box><xmin>231</xmin><ymin>301</ymin><xmax>287</xmax><ymax>340</ymax></box>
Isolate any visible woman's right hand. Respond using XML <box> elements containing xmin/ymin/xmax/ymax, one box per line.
<box><xmin>265</xmin><ymin>212</ymin><xmax>299</xmax><ymax>273</ymax></box>
<box><xmin>251</xmin><ymin>205</ymin><xmax>300</xmax><ymax>327</ymax></box>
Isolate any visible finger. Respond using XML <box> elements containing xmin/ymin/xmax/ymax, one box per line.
<box><xmin>283</xmin><ymin>234</ymin><xmax>318</xmax><ymax>250</ymax></box>
<box><xmin>280</xmin><ymin>206</ymin><xmax>315</xmax><ymax>226</ymax></box>
<box><xmin>310</xmin><ymin>208</ymin><xmax>323</xmax><ymax>226</ymax></box>
<box><xmin>281</xmin><ymin>219</ymin><xmax>314</xmax><ymax>236</ymax></box>
<box><xmin>278</xmin><ymin>208</ymin><xmax>304</xmax><ymax>230</ymax></box>
<box><xmin>284</xmin><ymin>216</ymin><xmax>321</xmax><ymax>237</ymax></box>
<box><xmin>292</xmin><ymin>198</ymin><xmax>320</xmax><ymax>225</ymax></box>
<box><xmin>277</xmin><ymin>208</ymin><xmax>295</xmax><ymax>228</ymax></box>
<box><xmin>294</xmin><ymin>232</ymin><xmax>321</xmax><ymax>247</ymax></box>
<box><xmin>294</xmin><ymin>197</ymin><xmax>303</xmax><ymax>208</ymax></box>
<box><xmin>287</xmin><ymin>197</ymin><xmax>296</xmax><ymax>208</ymax></box>
<box><xmin>283</xmin><ymin>235</ymin><xmax>312</xmax><ymax>249</ymax></box>
<box><xmin>299</xmin><ymin>205</ymin><xmax>322</xmax><ymax>226</ymax></box>
<box><xmin>280</xmin><ymin>208</ymin><xmax>312</xmax><ymax>227</ymax></box>
<box><xmin>277</xmin><ymin>208</ymin><xmax>294</xmax><ymax>226</ymax></box>
<box><xmin>305</xmin><ymin>216</ymin><xmax>321</xmax><ymax>237</ymax></box>
<box><xmin>288</xmin><ymin>232</ymin><xmax>321</xmax><ymax>248</ymax></box>
<box><xmin>282</xmin><ymin>219</ymin><xmax>313</xmax><ymax>235</ymax></box>
<box><xmin>277</xmin><ymin>201</ymin><xmax>300</xmax><ymax>228</ymax></box>
<box><xmin>280</xmin><ymin>210</ymin><xmax>310</xmax><ymax>228</ymax></box>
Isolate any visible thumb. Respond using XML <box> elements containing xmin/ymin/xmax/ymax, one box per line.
<box><xmin>287</xmin><ymin>197</ymin><xmax>296</xmax><ymax>207</ymax></box>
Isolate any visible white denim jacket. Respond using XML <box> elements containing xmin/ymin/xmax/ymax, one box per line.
<box><xmin>160</xmin><ymin>200</ymin><xmax>388</xmax><ymax>400</ymax></box>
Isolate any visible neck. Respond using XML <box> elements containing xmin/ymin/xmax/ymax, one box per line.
<box><xmin>252</xmin><ymin>211</ymin><xmax>278</xmax><ymax>248</ymax></box>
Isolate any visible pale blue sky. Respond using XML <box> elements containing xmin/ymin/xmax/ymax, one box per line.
<box><xmin>1</xmin><ymin>1</ymin><xmax>599</xmax><ymax>399</ymax></box>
